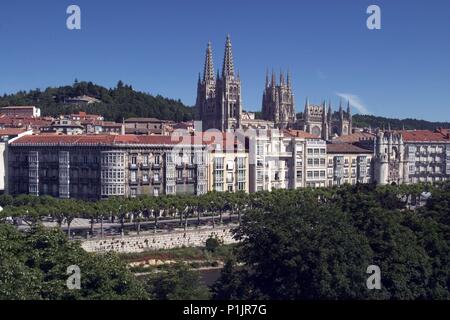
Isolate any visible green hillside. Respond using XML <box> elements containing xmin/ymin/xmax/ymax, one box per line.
<box><xmin>0</xmin><ymin>80</ymin><xmax>195</xmax><ymax>123</ymax></box>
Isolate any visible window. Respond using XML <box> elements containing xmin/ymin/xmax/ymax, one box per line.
<box><xmin>215</xmin><ymin>158</ymin><xmax>224</xmax><ymax>170</ymax></box>
<box><xmin>227</xmin><ymin>160</ymin><xmax>234</xmax><ymax>171</ymax></box>
<box><xmin>237</xmin><ymin>157</ymin><xmax>246</xmax><ymax>169</ymax></box>
<box><xmin>257</xmin><ymin>143</ymin><xmax>264</xmax><ymax>156</ymax></box>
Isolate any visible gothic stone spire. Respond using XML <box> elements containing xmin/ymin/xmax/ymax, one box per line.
<box><xmin>203</xmin><ymin>41</ymin><xmax>215</xmax><ymax>82</ymax></box>
<box><xmin>222</xmin><ymin>35</ymin><xmax>235</xmax><ymax>78</ymax></box>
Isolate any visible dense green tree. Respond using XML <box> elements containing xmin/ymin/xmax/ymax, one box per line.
<box><xmin>0</xmin><ymin>224</ymin><xmax>148</xmax><ymax>300</ymax></box>
<box><xmin>0</xmin><ymin>81</ymin><xmax>196</xmax><ymax>122</ymax></box>
<box><xmin>142</xmin><ymin>263</ymin><xmax>210</xmax><ymax>300</ymax></box>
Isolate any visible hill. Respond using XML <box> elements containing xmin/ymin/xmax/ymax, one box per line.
<box><xmin>293</xmin><ymin>113</ymin><xmax>450</xmax><ymax>131</ymax></box>
<box><xmin>0</xmin><ymin>81</ymin><xmax>195</xmax><ymax>123</ymax></box>
<box><xmin>352</xmin><ymin>114</ymin><xmax>450</xmax><ymax>130</ymax></box>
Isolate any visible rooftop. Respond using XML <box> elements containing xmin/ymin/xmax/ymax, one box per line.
<box><xmin>0</xmin><ymin>128</ymin><xmax>29</xmax><ymax>136</ymax></box>
<box><xmin>398</xmin><ymin>129</ymin><xmax>450</xmax><ymax>142</ymax></box>
<box><xmin>1</xmin><ymin>106</ymin><xmax>37</xmax><ymax>109</ymax></box>
<box><xmin>327</xmin><ymin>143</ymin><xmax>373</xmax><ymax>154</ymax></box>
<box><xmin>125</xmin><ymin>117</ymin><xmax>173</xmax><ymax>123</ymax></box>
<box><xmin>333</xmin><ymin>131</ymin><xmax>376</xmax><ymax>143</ymax></box>
<box><xmin>10</xmin><ymin>134</ymin><xmax>207</xmax><ymax>147</ymax></box>
<box><xmin>283</xmin><ymin>129</ymin><xmax>320</xmax><ymax>139</ymax></box>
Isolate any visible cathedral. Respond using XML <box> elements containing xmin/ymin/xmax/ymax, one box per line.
<box><xmin>298</xmin><ymin>100</ymin><xmax>353</xmax><ymax>139</ymax></box>
<box><xmin>261</xmin><ymin>71</ymin><xmax>296</xmax><ymax>129</ymax></box>
<box><xmin>196</xmin><ymin>35</ymin><xmax>352</xmax><ymax>137</ymax></box>
<box><xmin>196</xmin><ymin>35</ymin><xmax>242</xmax><ymax>131</ymax></box>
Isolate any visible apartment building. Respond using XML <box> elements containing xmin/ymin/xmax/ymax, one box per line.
<box><xmin>326</xmin><ymin>143</ymin><xmax>373</xmax><ymax>187</ymax></box>
<box><xmin>206</xmin><ymin>133</ymin><xmax>249</xmax><ymax>193</ymax></box>
<box><xmin>374</xmin><ymin>129</ymin><xmax>450</xmax><ymax>185</ymax></box>
<box><xmin>247</xmin><ymin>129</ymin><xmax>324</xmax><ymax>192</ymax></box>
<box><xmin>8</xmin><ymin>135</ymin><xmax>208</xmax><ymax>200</ymax></box>
<box><xmin>0</xmin><ymin>106</ymin><xmax>41</xmax><ymax>118</ymax></box>
<box><xmin>402</xmin><ymin>130</ymin><xmax>450</xmax><ymax>184</ymax></box>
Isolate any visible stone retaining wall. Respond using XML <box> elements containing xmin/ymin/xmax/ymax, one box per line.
<box><xmin>81</xmin><ymin>227</ymin><xmax>238</xmax><ymax>253</ymax></box>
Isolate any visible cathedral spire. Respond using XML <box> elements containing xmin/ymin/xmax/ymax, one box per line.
<box><xmin>222</xmin><ymin>35</ymin><xmax>235</xmax><ymax>78</ymax></box>
<box><xmin>328</xmin><ymin>100</ymin><xmax>332</xmax><ymax>123</ymax></box>
<box><xmin>347</xmin><ymin>100</ymin><xmax>351</xmax><ymax>116</ymax></box>
<box><xmin>265</xmin><ymin>69</ymin><xmax>269</xmax><ymax>88</ymax></box>
<box><xmin>203</xmin><ymin>42</ymin><xmax>215</xmax><ymax>82</ymax></box>
<box><xmin>287</xmin><ymin>70</ymin><xmax>292</xmax><ymax>88</ymax></box>
<box><xmin>280</xmin><ymin>70</ymin><xmax>285</xmax><ymax>86</ymax></box>
<box><xmin>271</xmin><ymin>69</ymin><xmax>276</xmax><ymax>87</ymax></box>
<box><xmin>304</xmin><ymin>97</ymin><xmax>309</xmax><ymax>120</ymax></box>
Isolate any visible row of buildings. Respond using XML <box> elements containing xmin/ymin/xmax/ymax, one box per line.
<box><xmin>0</xmin><ymin>108</ymin><xmax>194</xmax><ymax>136</ymax></box>
<box><xmin>1</xmin><ymin>35</ymin><xmax>448</xmax><ymax>200</ymax></box>
<box><xmin>2</xmin><ymin>127</ymin><xmax>449</xmax><ymax>200</ymax></box>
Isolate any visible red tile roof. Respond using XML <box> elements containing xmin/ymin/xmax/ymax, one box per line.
<box><xmin>200</xmin><ymin>132</ymin><xmax>246</xmax><ymax>151</ymax></box>
<box><xmin>0</xmin><ymin>116</ymin><xmax>52</xmax><ymax>127</ymax></box>
<box><xmin>398</xmin><ymin>130</ymin><xmax>450</xmax><ymax>142</ymax></box>
<box><xmin>10</xmin><ymin>134</ymin><xmax>207</xmax><ymax>146</ymax></box>
<box><xmin>333</xmin><ymin>131</ymin><xmax>376</xmax><ymax>143</ymax></box>
<box><xmin>283</xmin><ymin>129</ymin><xmax>320</xmax><ymax>139</ymax></box>
<box><xmin>0</xmin><ymin>128</ymin><xmax>29</xmax><ymax>136</ymax></box>
<box><xmin>327</xmin><ymin>143</ymin><xmax>373</xmax><ymax>154</ymax></box>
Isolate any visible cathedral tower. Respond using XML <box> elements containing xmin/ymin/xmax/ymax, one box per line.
<box><xmin>216</xmin><ymin>35</ymin><xmax>243</xmax><ymax>131</ymax></box>
<box><xmin>197</xmin><ymin>35</ymin><xmax>242</xmax><ymax>131</ymax></box>
<box><xmin>196</xmin><ymin>42</ymin><xmax>217</xmax><ymax>130</ymax></box>
<box><xmin>262</xmin><ymin>70</ymin><xmax>296</xmax><ymax>129</ymax></box>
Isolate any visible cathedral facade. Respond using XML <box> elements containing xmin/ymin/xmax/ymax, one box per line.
<box><xmin>261</xmin><ymin>71</ymin><xmax>296</xmax><ymax>129</ymax></box>
<box><xmin>298</xmin><ymin>100</ymin><xmax>353</xmax><ymax>140</ymax></box>
<box><xmin>196</xmin><ymin>36</ymin><xmax>353</xmax><ymax>137</ymax></box>
<box><xmin>196</xmin><ymin>36</ymin><xmax>242</xmax><ymax>131</ymax></box>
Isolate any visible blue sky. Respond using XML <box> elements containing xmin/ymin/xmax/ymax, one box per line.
<box><xmin>0</xmin><ymin>0</ymin><xmax>449</xmax><ymax>121</ymax></box>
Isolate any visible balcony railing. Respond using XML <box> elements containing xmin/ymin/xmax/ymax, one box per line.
<box><xmin>152</xmin><ymin>163</ymin><xmax>161</xmax><ymax>170</ymax></box>
<box><xmin>140</xmin><ymin>163</ymin><xmax>150</xmax><ymax>169</ymax></box>
<box><xmin>129</xmin><ymin>163</ymin><xmax>138</xmax><ymax>170</ymax></box>
<box><xmin>129</xmin><ymin>178</ymin><xmax>139</xmax><ymax>185</ymax></box>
